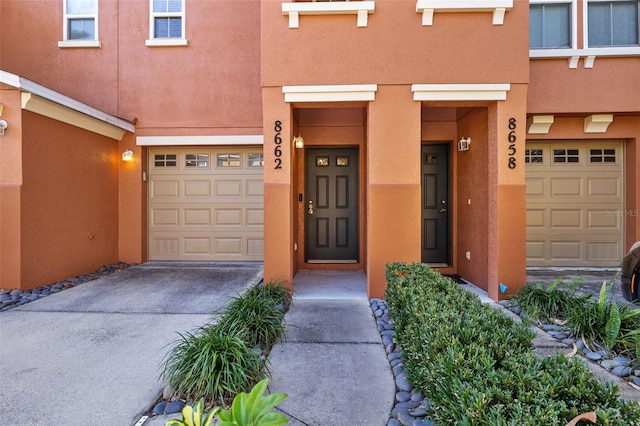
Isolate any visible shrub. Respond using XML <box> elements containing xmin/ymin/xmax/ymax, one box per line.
<box><xmin>515</xmin><ymin>277</ymin><xmax>589</xmax><ymax>321</ymax></box>
<box><xmin>385</xmin><ymin>262</ymin><xmax>640</xmax><ymax>425</ymax></box>
<box><xmin>161</xmin><ymin>325</ymin><xmax>266</xmax><ymax>405</ymax></box>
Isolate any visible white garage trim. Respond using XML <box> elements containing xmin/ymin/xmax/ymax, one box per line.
<box><xmin>137</xmin><ymin>135</ymin><xmax>264</xmax><ymax>146</ymax></box>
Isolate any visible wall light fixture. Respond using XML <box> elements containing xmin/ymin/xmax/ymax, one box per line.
<box><xmin>0</xmin><ymin>119</ymin><xmax>7</xmax><ymax>135</ymax></box>
<box><xmin>458</xmin><ymin>137</ymin><xmax>471</xmax><ymax>151</ymax></box>
<box><xmin>122</xmin><ymin>149</ymin><xmax>134</xmax><ymax>162</ymax></box>
<box><xmin>293</xmin><ymin>135</ymin><xmax>304</xmax><ymax>149</ymax></box>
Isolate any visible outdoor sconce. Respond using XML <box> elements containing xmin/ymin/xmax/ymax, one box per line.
<box><xmin>122</xmin><ymin>149</ymin><xmax>134</xmax><ymax>162</ymax></box>
<box><xmin>458</xmin><ymin>137</ymin><xmax>471</xmax><ymax>152</ymax></box>
<box><xmin>293</xmin><ymin>135</ymin><xmax>304</xmax><ymax>149</ymax></box>
<box><xmin>0</xmin><ymin>119</ymin><xmax>7</xmax><ymax>135</ymax></box>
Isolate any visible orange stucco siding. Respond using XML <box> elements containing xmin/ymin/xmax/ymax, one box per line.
<box><xmin>17</xmin><ymin>112</ymin><xmax>120</xmax><ymax>289</ymax></box>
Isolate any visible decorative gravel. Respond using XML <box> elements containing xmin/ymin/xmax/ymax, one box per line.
<box><xmin>0</xmin><ymin>263</ymin><xmax>134</xmax><ymax>312</ymax></box>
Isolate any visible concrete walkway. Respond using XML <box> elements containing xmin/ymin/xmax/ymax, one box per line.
<box><xmin>0</xmin><ymin>262</ymin><xmax>263</xmax><ymax>426</ymax></box>
<box><xmin>267</xmin><ymin>271</ymin><xmax>395</xmax><ymax>426</ymax></box>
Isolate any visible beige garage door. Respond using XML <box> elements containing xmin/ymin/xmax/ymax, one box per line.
<box><xmin>149</xmin><ymin>147</ymin><xmax>264</xmax><ymax>261</ymax></box>
<box><xmin>526</xmin><ymin>141</ymin><xmax>623</xmax><ymax>267</ymax></box>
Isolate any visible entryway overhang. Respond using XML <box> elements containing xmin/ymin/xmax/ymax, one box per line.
<box><xmin>0</xmin><ymin>70</ymin><xmax>134</xmax><ymax>140</ymax></box>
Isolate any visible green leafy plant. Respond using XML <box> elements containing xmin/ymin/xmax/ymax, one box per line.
<box><xmin>245</xmin><ymin>282</ymin><xmax>292</xmax><ymax>312</ymax></box>
<box><xmin>217</xmin><ymin>378</ymin><xmax>288</xmax><ymax>426</ymax></box>
<box><xmin>166</xmin><ymin>379</ymin><xmax>288</xmax><ymax>426</ymax></box>
<box><xmin>165</xmin><ymin>398</ymin><xmax>218</xmax><ymax>426</ymax></box>
<box><xmin>160</xmin><ymin>325</ymin><xmax>266</xmax><ymax>405</ymax></box>
<box><xmin>216</xmin><ymin>293</ymin><xmax>286</xmax><ymax>349</ymax></box>
<box><xmin>514</xmin><ymin>277</ymin><xmax>588</xmax><ymax>322</ymax></box>
<box><xmin>384</xmin><ymin>262</ymin><xmax>640</xmax><ymax>425</ymax></box>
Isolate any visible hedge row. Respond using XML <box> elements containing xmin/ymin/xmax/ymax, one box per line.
<box><xmin>385</xmin><ymin>262</ymin><xmax>640</xmax><ymax>425</ymax></box>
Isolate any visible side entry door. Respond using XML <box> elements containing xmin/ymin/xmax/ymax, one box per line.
<box><xmin>305</xmin><ymin>147</ymin><xmax>359</xmax><ymax>262</ymax></box>
<box><xmin>421</xmin><ymin>144</ymin><xmax>450</xmax><ymax>264</ymax></box>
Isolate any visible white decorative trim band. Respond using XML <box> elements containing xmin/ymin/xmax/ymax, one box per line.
<box><xmin>411</xmin><ymin>84</ymin><xmax>510</xmax><ymax>101</ymax></box>
<box><xmin>416</xmin><ymin>0</ymin><xmax>513</xmax><ymax>26</ymax></box>
<box><xmin>282</xmin><ymin>1</ymin><xmax>375</xmax><ymax>28</ymax></box>
<box><xmin>136</xmin><ymin>135</ymin><xmax>264</xmax><ymax>146</ymax></box>
<box><xmin>584</xmin><ymin>115</ymin><xmax>613</xmax><ymax>133</ymax></box>
<box><xmin>527</xmin><ymin>115</ymin><xmax>554</xmax><ymax>134</ymax></box>
<box><xmin>530</xmin><ymin>47</ymin><xmax>640</xmax><ymax>69</ymax></box>
<box><xmin>282</xmin><ymin>84</ymin><xmax>378</xmax><ymax>103</ymax></box>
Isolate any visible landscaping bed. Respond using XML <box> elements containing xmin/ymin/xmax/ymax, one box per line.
<box><xmin>385</xmin><ymin>262</ymin><xmax>640</xmax><ymax>425</ymax></box>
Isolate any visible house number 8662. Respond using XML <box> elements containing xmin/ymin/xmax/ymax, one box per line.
<box><xmin>274</xmin><ymin>120</ymin><xmax>282</xmax><ymax>170</ymax></box>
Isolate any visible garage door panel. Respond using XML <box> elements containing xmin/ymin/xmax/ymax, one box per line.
<box><xmin>526</xmin><ymin>141</ymin><xmax>623</xmax><ymax>267</ymax></box>
<box><xmin>149</xmin><ymin>147</ymin><xmax>264</xmax><ymax>261</ymax></box>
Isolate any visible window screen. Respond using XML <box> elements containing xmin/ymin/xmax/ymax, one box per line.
<box><xmin>530</xmin><ymin>3</ymin><xmax>572</xmax><ymax>48</ymax></box>
<box><xmin>588</xmin><ymin>1</ymin><xmax>639</xmax><ymax>47</ymax></box>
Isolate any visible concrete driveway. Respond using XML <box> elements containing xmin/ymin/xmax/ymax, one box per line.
<box><xmin>0</xmin><ymin>262</ymin><xmax>263</xmax><ymax>426</ymax></box>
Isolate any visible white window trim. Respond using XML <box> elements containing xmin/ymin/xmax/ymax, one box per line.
<box><xmin>415</xmin><ymin>0</ymin><xmax>513</xmax><ymax>26</ymax></box>
<box><xmin>411</xmin><ymin>84</ymin><xmax>511</xmax><ymax>101</ymax></box>
<box><xmin>58</xmin><ymin>0</ymin><xmax>101</xmax><ymax>48</ymax></box>
<box><xmin>146</xmin><ymin>0</ymin><xmax>188</xmax><ymax>47</ymax></box>
<box><xmin>529</xmin><ymin>0</ymin><xmax>640</xmax><ymax>67</ymax></box>
<box><xmin>282</xmin><ymin>1</ymin><xmax>375</xmax><ymax>28</ymax></box>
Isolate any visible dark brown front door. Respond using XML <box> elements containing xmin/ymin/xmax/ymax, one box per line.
<box><xmin>305</xmin><ymin>147</ymin><xmax>359</xmax><ymax>262</ymax></box>
<box><xmin>421</xmin><ymin>144</ymin><xmax>450</xmax><ymax>264</ymax></box>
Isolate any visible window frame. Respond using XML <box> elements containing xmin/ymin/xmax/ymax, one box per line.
<box><xmin>584</xmin><ymin>0</ymin><xmax>640</xmax><ymax>48</ymax></box>
<box><xmin>58</xmin><ymin>0</ymin><xmax>101</xmax><ymax>48</ymax></box>
<box><xmin>146</xmin><ymin>0</ymin><xmax>188</xmax><ymax>47</ymax></box>
<box><xmin>529</xmin><ymin>0</ymin><xmax>578</xmax><ymax>51</ymax></box>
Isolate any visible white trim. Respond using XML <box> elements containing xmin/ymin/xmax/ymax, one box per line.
<box><xmin>0</xmin><ymin>70</ymin><xmax>134</xmax><ymax>138</ymax></box>
<box><xmin>411</xmin><ymin>84</ymin><xmax>511</xmax><ymax>101</ymax></box>
<box><xmin>584</xmin><ymin>114</ymin><xmax>614</xmax><ymax>133</ymax></box>
<box><xmin>530</xmin><ymin>46</ymin><xmax>640</xmax><ymax>68</ymax></box>
<box><xmin>60</xmin><ymin>0</ymin><xmax>99</xmax><ymax>46</ymax></box>
<box><xmin>416</xmin><ymin>0</ymin><xmax>513</xmax><ymax>26</ymax></box>
<box><xmin>527</xmin><ymin>115</ymin><xmax>555</xmax><ymax>134</ymax></box>
<box><xmin>282</xmin><ymin>84</ymin><xmax>378</xmax><ymax>102</ymax></box>
<box><xmin>282</xmin><ymin>1</ymin><xmax>375</xmax><ymax>28</ymax></box>
<box><xmin>145</xmin><ymin>38</ymin><xmax>188</xmax><ymax>47</ymax></box>
<box><xmin>58</xmin><ymin>40</ymin><xmax>101</xmax><ymax>48</ymax></box>
<box><xmin>136</xmin><ymin>135</ymin><xmax>265</xmax><ymax>146</ymax></box>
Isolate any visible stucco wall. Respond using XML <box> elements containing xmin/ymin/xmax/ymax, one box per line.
<box><xmin>19</xmin><ymin>112</ymin><xmax>119</xmax><ymax>289</ymax></box>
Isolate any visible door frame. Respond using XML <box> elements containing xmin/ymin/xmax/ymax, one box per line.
<box><xmin>297</xmin><ymin>145</ymin><xmax>364</xmax><ymax>269</ymax></box>
<box><xmin>421</xmin><ymin>142</ymin><xmax>452</xmax><ymax>266</ymax></box>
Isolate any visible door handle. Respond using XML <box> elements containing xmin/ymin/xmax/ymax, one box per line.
<box><xmin>308</xmin><ymin>200</ymin><xmax>314</xmax><ymax>215</ymax></box>
<box><xmin>439</xmin><ymin>200</ymin><xmax>447</xmax><ymax>213</ymax></box>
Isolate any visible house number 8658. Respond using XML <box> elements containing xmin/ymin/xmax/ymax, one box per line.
<box><xmin>274</xmin><ymin>120</ymin><xmax>282</xmax><ymax>170</ymax></box>
<box><xmin>507</xmin><ymin>117</ymin><xmax>517</xmax><ymax>169</ymax></box>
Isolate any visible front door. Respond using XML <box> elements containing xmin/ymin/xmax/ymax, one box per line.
<box><xmin>421</xmin><ymin>144</ymin><xmax>450</xmax><ymax>264</ymax></box>
<box><xmin>305</xmin><ymin>147</ymin><xmax>359</xmax><ymax>262</ymax></box>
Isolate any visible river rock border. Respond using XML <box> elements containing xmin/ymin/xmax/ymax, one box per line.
<box><xmin>0</xmin><ymin>263</ymin><xmax>135</xmax><ymax>313</ymax></box>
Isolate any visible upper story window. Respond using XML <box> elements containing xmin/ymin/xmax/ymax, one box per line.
<box><xmin>146</xmin><ymin>0</ymin><xmax>188</xmax><ymax>46</ymax></box>
<box><xmin>59</xmin><ymin>0</ymin><xmax>100</xmax><ymax>48</ymax></box>
<box><xmin>587</xmin><ymin>0</ymin><xmax>639</xmax><ymax>47</ymax></box>
<box><xmin>530</xmin><ymin>2</ymin><xmax>572</xmax><ymax>48</ymax></box>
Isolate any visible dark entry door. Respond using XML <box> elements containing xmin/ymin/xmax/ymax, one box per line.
<box><xmin>421</xmin><ymin>144</ymin><xmax>450</xmax><ymax>264</ymax></box>
<box><xmin>305</xmin><ymin>147</ymin><xmax>359</xmax><ymax>262</ymax></box>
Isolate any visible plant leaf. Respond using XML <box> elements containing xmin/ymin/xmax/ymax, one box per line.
<box><xmin>604</xmin><ymin>302</ymin><xmax>621</xmax><ymax>349</ymax></box>
<box><xmin>257</xmin><ymin>412</ymin><xmax>290</xmax><ymax>426</ymax></box>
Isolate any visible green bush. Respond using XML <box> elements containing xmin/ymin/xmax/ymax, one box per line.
<box><xmin>385</xmin><ymin>262</ymin><xmax>640</xmax><ymax>425</ymax></box>
<box><xmin>160</xmin><ymin>282</ymin><xmax>292</xmax><ymax>405</ymax></box>
<box><xmin>161</xmin><ymin>325</ymin><xmax>266</xmax><ymax>405</ymax></box>
<box><xmin>515</xmin><ymin>277</ymin><xmax>589</xmax><ymax>321</ymax></box>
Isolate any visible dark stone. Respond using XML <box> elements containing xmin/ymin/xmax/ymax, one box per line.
<box><xmin>393</xmin><ymin>364</ymin><xmax>405</xmax><ymax>376</ymax></box>
<box><xmin>388</xmin><ymin>419</ymin><xmax>402</xmax><ymax>426</ymax></box>
<box><xmin>164</xmin><ymin>400</ymin><xmax>185</xmax><ymax>414</ymax></box>
<box><xmin>562</xmin><ymin>338</ymin><xmax>576</xmax><ymax>345</ymax></box>
<box><xmin>397</xmin><ymin>411</ymin><xmax>416</xmax><ymax>426</ymax></box>
<box><xmin>152</xmin><ymin>401</ymin><xmax>166</xmax><ymax>415</ymax></box>
<box><xmin>386</xmin><ymin>343</ymin><xmax>396</xmax><ymax>354</ymax></box>
<box><xmin>388</xmin><ymin>352</ymin><xmax>402</xmax><ymax>361</ymax></box>
<box><xmin>585</xmin><ymin>351</ymin><xmax>602</xmax><ymax>361</ymax></box>
<box><xmin>410</xmin><ymin>391</ymin><xmax>424</xmax><ymax>402</ymax></box>
<box><xmin>396</xmin><ymin>391</ymin><xmax>411</xmax><ymax>402</ymax></box>
<box><xmin>600</xmin><ymin>360</ymin><xmax>620</xmax><ymax>370</ymax></box>
<box><xmin>409</xmin><ymin>407</ymin><xmax>429</xmax><ymax>417</ymax></box>
<box><xmin>632</xmin><ymin>376</ymin><xmax>640</xmax><ymax>387</ymax></box>
<box><xmin>612</xmin><ymin>356</ymin><xmax>630</xmax><ymax>366</ymax></box>
<box><xmin>510</xmin><ymin>306</ymin><xmax>521</xmax><ymax>316</ymax></box>
<box><xmin>413</xmin><ymin>420</ymin><xmax>434</xmax><ymax>426</ymax></box>
<box><xmin>612</xmin><ymin>366</ymin><xmax>632</xmax><ymax>377</ymax></box>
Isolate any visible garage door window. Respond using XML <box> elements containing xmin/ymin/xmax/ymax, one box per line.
<box><xmin>590</xmin><ymin>148</ymin><xmax>616</xmax><ymax>163</ymax></box>
<box><xmin>248</xmin><ymin>153</ymin><xmax>264</xmax><ymax>167</ymax></box>
<box><xmin>154</xmin><ymin>154</ymin><xmax>177</xmax><ymax>167</ymax></box>
<box><xmin>553</xmin><ymin>148</ymin><xmax>579</xmax><ymax>163</ymax></box>
<box><xmin>186</xmin><ymin>154</ymin><xmax>209</xmax><ymax>167</ymax></box>
<box><xmin>217</xmin><ymin>153</ymin><xmax>241</xmax><ymax>167</ymax></box>
<box><xmin>525</xmin><ymin>149</ymin><xmax>544</xmax><ymax>164</ymax></box>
